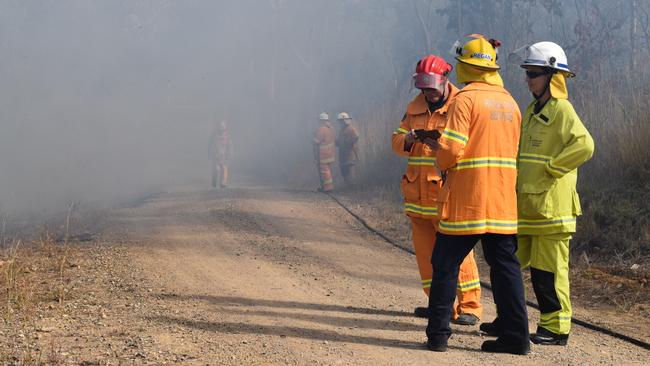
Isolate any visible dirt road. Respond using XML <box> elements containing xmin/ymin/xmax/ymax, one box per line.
<box><xmin>9</xmin><ymin>184</ymin><xmax>649</xmax><ymax>364</ymax></box>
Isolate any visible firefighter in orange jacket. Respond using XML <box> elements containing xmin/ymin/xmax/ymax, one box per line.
<box><xmin>392</xmin><ymin>55</ymin><xmax>482</xmax><ymax>325</ymax></box>
<box><xmin>209</xmin><ymin>120</ymin><xmax>232</xmax><ymax>188</ymax></box>
<box><xmin>336</xmin><ymin>112</ymin><xmax>360</xmax><ymax>187</ymax></box>
<box><xmin>313</xmin><ymin>112</ymin><xmax>336</xmax><ymax>192</ymax></box>
<box><xmin>425</xmin><ymin>35</ymin><xmax>530</xmax><ymax>355</ymax></box>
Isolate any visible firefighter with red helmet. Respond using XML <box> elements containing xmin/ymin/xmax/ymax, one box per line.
<box><xmin>391</xmin><ymin>55</ymin><xmax>482</xmax><ymax>324</ymax></box>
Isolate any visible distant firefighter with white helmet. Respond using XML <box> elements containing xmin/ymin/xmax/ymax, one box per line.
<box><xmin>335</xmin><ymin>112</ymin><xmax>360</xmax><ymax>187</ymax></box>
<box><xmin>313</xmin><ymin>112</ymin><xmax>336</xmax><ymax>192</ymax></box>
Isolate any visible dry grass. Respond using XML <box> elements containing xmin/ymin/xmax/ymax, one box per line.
<box><xmin>2</xmin><ymin>237</ymin><xmax>67</xmax><ymax>318</ymax></box>
<box><xmin>3</xmin><ymin>240</ymin><xmax>24</xmax><ymax>320</ymax></box>
<box><xmin>572</xmin><ymin>265</ymin><xmax>650</xmax><ymax>315</ymax></box>
<box><xmin>571</xmin><ymin>77</ymin><xmax>650</xmax><ymax>264</ymax></box>
<box><xmin>0</xmin><ymin>235</ymin><xmax>75</xmax><ymax>364</ymax></box>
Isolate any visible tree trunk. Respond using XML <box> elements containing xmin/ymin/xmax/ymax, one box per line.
<box><xmin>630</xmin><ymin>0</ymin><xmax>637</xmax><ymax>72</ymax></box>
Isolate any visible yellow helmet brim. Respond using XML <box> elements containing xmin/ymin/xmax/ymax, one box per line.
<box><xmin>455</xmin><ymin>57</ymin><xmax>501</xmax><ymax>70</ymax></box>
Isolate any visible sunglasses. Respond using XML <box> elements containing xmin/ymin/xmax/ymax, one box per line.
<box><xmin>525</xmin><ymin>70</ymin><xmax>550</xmax><ymax>79</ymax></box>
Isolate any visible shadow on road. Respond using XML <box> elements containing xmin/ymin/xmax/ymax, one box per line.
<box><xmin>147</xmin><ymin>315</ymin><xmax>482</xmax><ymax>353</ymax></box>
<box><xmin>158</xmin><ymin>293</ymin><xmax>413</xmax><ymax>317</ymax></box>
<box><xmin>216</xmin><ymin>307</ymin><xmax>424</xmax><ymax>332</ymax></box>
<box><xmin>152</xmin><ymin>293</ymin><xmax>482</xmax><ymax>342</ymax></box>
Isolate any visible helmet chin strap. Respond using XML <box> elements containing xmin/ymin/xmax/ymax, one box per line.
<box><xmin>532</xmin><ymin>72</ymin><xmax>554</xmax><ymax>100</ymax></box>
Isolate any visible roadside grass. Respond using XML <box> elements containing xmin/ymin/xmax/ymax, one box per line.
<box><xmin>1</xmin><ymin>236</ymin><xmax>73</xmax><ymax>312</ymax></box>
<box><xmin>572</xmin><ymin>265</ymin><xmax>650</xmax><ymax>317</ymax></box>
<box><xmin>0</xmin><ymin>234</ymin><xmax>75</xmax><ymax>364</ymax></box>
<box><xmin>572</xmin><ymin>79</ymin><xmax>650</xmax><ymax>265</ymax></box>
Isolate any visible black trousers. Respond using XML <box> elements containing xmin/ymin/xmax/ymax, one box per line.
<box><xmin>426</xmin><ymin>233</ymin><xmax>529</xmax><ymax>345</ymax></box>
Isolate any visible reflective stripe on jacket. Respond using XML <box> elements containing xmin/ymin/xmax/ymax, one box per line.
<box><xmin>313</xmin><ymin>122</ymin><xmax>336</xmax><ymax>164</ymax></box>
<box><xmin>391</xmin><ymin>83</ymin><xmax>459</xmax><ymax>218</ymax></box>
<box><xmin>436</xmin><ymin>82</ymin><xmax>521</xmax><ymax>235</ymax></box>
<box><xmin>517</xmin><ymin>98</ymin><xmax>594</xmax><ymax>235</ymax></box>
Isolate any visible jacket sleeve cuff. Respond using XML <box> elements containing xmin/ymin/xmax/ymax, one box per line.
<box><xmin>545</xmin><ymin>162</ymin><xmax>570</xmax><ymax>178</ymax></box>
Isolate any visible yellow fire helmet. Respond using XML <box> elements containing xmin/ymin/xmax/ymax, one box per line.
<box><xmin>453</xmin><ymin>34</ymin><xmax>501</xmax><ymax>70</ymax></box>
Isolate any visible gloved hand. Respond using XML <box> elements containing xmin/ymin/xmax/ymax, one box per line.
<box><xmin>423</xmin><ymin>137</ymin><xmax>440</xmax><ymax>150</ymax></box>
<box><xmin>405</xmin><ymin>129</ymin><xmax>416</xmax><ymax>145</ymax></box>
<box><xmin>403</xmin><ymin>129</ymin><xmax>416</xmax><ymax>152</ymax></box>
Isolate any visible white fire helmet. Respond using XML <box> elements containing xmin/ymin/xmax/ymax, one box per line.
<box><xmin>517</xmin><ymin>41</ymin><xmax>575</xmax><ymax>77</ymax></box>
<box><xmin>337</xmin><ymin>112</ymin><xmax>351</xmax><ymax>121</ymax></box>
<box><xmin>319</xmin><ymin>112</ymin><xmax>329</xmax><ymax>121</ymax></box>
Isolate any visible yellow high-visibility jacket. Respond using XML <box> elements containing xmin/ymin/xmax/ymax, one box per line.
<box><xmin>517</xmin><ymin>98</ymin><xmax>595</xmax><ymax>235</ymax></box>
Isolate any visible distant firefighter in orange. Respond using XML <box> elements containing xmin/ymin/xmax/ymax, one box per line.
<box><xmin>336</xmin><ymin>112</ymin><xmax>360</xmax><ymax>187</ymax></box>
<box><xmin>313</xmin><ymin>112</ymin><xmax>336</xmax><ymax>192</ymax></box>
<box><xmin>209</xmin><ymin>120</ymin><xmax>233</xmax><ymax>188</ymax></box>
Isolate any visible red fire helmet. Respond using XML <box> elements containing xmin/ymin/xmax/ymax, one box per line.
<box><xmin>413</xmin><ymin>55</ymin><xmax>452</xmax><ymax>92</ymax></box>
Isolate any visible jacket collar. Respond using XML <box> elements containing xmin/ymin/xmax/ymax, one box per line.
<box><xmin>526</xmin><ymin>98</ymin><xmax>559</xmax><ymax>126</ymax></box>
<box><xmin>458</xmin><ymin>81</ymin><xmax>510</xmax><ymax>95</ymax></box>
<box><xmin>406</xmin><ymin>82</ymin><xmax>459</xmax><ymax>116</ymax></box>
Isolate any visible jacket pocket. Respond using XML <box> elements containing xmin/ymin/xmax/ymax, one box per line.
<box><xmin>572</xmin><ymin>189</ymin><xmax>582</xmax><ymax>216</ymax></box>
<box><xmin>400</xmin><ymin>170</ymin><xmax>420</xmax><ymax>202</ymax></box>
<box><xmin>436</xmin><ymin>181</ymin><xmax>450</xmax><ymax>220</ymax></box>
<box><xmin>422</xmin><ymin>173</ymin><xmax>441</xmax><ymax>206</ymax></box>
<box><xmin>518</xmin><ymin>180</ymin><xmax>556</xmax><ymax>219</ymax></box>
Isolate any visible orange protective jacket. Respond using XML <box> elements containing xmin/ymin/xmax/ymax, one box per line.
<box><xmin>211</xmin><ymin>130</ymin><xmax>232</xmax><ymax>164</ymax></box>
<box><xmin>336</xmin><ymin>124</ymin><xmax>360</xmax><ymax>166</ymax></box>
<box><xmin>391</xmin><ymin>83</ymin><xmax>459</xmax><ymax>218</ymax></box>
<box><xmin>313</xmin><ymin>122</ymin><xmax>336</xmax><ymax>164</ymax></box>
<box><xmin>436</xmin><ymin>82</ymin><xmax>521</xmax><ymax>235</ymax></box>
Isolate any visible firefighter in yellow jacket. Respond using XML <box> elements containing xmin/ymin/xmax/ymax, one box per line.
<box><xmin>392</xmin><ymin>55</ymin><xmax>482</xmax><ymax>325</ymax></box>
<box><xmin>313</xmin><ymin>112</ymin><xmax>336</xmax><ymax>192</ymax></box>
<box><xmin>515</xmin><ymin>42</ymin><xmax>594</xmax><ymax>345</ymax></box>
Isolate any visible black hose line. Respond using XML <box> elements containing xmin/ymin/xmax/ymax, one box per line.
<box><xmin>324</xmin><ymin>192</ymin><xmax>650</xmax><ymax>351</ymax></box>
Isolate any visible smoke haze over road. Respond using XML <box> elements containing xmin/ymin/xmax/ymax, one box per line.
<box><xmin>0</xmin><ymin>1</ymin><xmax>429</xmax><ymax>215</ymax></box>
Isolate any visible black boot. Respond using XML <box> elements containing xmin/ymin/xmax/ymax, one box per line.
<box><xmin>481</xmin><ymin>338</ymin><xmax>530</xmax><ymax>355</ymax></box>
<box><xmin>426</xmin><ymin>339</ymin><xmax>448</xmax><ymax>352</ymax></box>
<box><xmin>530</xmin><ymin>326</ymin><xmax>568</xmax><ymax>346</ymax></box>
<box><xmin>479</xmin><ymin>320</ymin><xmax>501</xmax><ymax>336</ymax></box>
<box><xmin>414</xmin><ymin>306</ymin><xmax>430</xmax><ymax>318</ymax></box>
<box><xmin>453</xmin><ymin>313</ymin><xmax>479</xmax><ymax>326</ymax></box>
